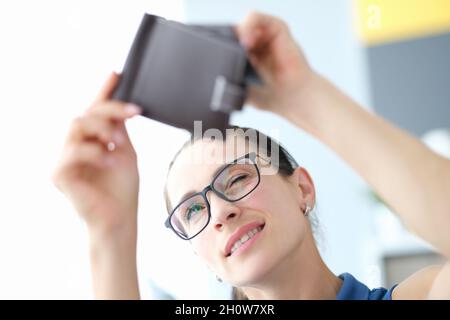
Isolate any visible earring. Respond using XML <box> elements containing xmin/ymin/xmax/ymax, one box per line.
<box><xmin>303</xmin><ymin>204</ymin><xmax>312</xmax><ymax>217</ymax></box>
<box><xmin>216</xmin><ymin>275</ymin><xmax>223</xmax><ymax>283</ymax></box>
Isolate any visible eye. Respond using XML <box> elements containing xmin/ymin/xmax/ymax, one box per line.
<box><xmin>186</xmin><ymin>203</ymin><xmax>205</xmax><ymax>221</ymax></box>
<box><xmin>228</xmin><ymin>174</ymin><xmax>248</xmax><ymax>187</ymax></box>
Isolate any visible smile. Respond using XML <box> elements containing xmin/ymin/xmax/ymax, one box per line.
<box><xmin>225</xmin><ymin>223</ymin><xmax>265</xmax><ymax>257</ymax></box>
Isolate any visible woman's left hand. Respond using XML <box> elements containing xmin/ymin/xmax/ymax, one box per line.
<box><xmin>235</xmin><ymin>11</ymin><xmax>315</xmax><ymax>118</ymax></box>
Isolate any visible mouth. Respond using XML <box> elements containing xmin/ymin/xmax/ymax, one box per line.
<box><xmin>225</xmin><ymin>222</ymin><xmax>265</xmax><ymax>258</ymax></box>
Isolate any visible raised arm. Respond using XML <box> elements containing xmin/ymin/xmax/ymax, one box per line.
<box><xmin>236</xmin><ymin>11</ymin><xmax>450</xmax><ymax>258</ymax></box>
<box><xmin>52</xmin><ymin>73</ymin><xmax>141</xmax><ymax>299</ymax></box>
<box><xmin>236</xmin><ymin>11</ymin><xmax>450</xmax><ymax>299</ymax></box>
<box><xmin>289</xmin><ymin>69</ymin><xmax>450</xmax><ymax>300</ymax></box>
<box><xmin>291</xmin><ymin>72</ymin><xmax>450</xmax><ymax>258</ymax></box>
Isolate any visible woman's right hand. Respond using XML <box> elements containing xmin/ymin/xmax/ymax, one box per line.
<box><xmin>52</xmin><ymin>72</ymin><xmax>142</xmax><ymax>235</ymax></box>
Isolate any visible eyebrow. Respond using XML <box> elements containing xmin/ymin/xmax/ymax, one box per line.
<box><xmin>175</xmin><ymin>162</ymin><xmax>229</xmax><ymax>206</ymax></box>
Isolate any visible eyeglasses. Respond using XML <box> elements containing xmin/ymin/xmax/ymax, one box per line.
<box><xmin>165</xmin><ymin>152</ymin><xmax>268</xmax><ymax>240</ymax></box>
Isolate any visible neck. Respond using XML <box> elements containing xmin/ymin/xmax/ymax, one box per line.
<box><xmin>242</xmin><ymin>230</ymin><xmax>342</xmax><ymax>300</ymax></box>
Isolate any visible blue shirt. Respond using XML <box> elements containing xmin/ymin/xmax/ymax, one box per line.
<box><xmin>336</xmin><ymin>273</ymin><xmax>398</xmax><ymax>300</ymax></box>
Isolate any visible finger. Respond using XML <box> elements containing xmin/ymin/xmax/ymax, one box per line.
<box><xmin>68</xmin><ymin>114</ymin><xmax>125</xmax><ymax>147</ymax></box>
<box><xmin>235</xmin><ymin>11</ymin><xmax>286</xmax><ymax>50</ymax></box>
<box><xmin>53</xmin><ymin>142</ymin><xmax>109</xmax><ymax>190</ymax></box>
<box><xmin>246</xmin><ymin>52</ymin><xmax>272</xmax><ymax>82</ymax></box>
<box><xmin>93</xmin><ymin>72</ymin><xmax>120</xmax><ymax>104</ymax></box>
<box><xmin>85</xmin><ymin>100</ymin><xmax>142</xmax><ymax>121</ymax></box>
<box><xmin>66</xmin><ymin>141</ymin><xmax>108</xmax><ymax>168</ymax></box>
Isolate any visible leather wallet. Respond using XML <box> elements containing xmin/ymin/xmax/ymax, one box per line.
<box><xmin>112</xmin><ymin>13</ymin><xmax>261</xmax><ymax>133</ymax></box>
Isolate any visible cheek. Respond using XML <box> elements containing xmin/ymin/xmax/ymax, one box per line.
<box><xmin>244</xmin><ymin>178</ymin><xmax>298</xmax><ymax>217</ymax></box>
<box><xmin>244</xmin><ymin>178</ymin><xmax>305</xmax><ymax>240</ymax></box>
<box><xmin>190</xmin><ymin>233</ymin><xmax>220</xmax><ymax>267</ymax></box>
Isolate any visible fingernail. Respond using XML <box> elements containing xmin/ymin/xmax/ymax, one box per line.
<box><xmin>125</xmin><ymin>103</ymin><xmax>142</xmax><ymax>115</ymax></box>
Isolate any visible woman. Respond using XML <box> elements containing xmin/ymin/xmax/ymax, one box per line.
<box><xmin>52</xmin><ymin>11</ymin><xmax>450</xmax><ymax>299</ymax></box>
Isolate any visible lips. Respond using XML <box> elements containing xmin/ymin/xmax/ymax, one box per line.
<box><xmin>224</xmin><ymin>222</ymin><xmax>265</xmax><ymax>257</ymax></box>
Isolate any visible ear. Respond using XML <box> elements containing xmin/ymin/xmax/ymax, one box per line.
<box><xmin>292</xmin><ymin>167</ymin><xmax>316</xmax><ymax>209</ymax></box>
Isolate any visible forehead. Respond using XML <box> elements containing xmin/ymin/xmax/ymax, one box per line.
<box><xmin>166</xmin><ymin>135</ymin><xmax>257</xmax><ymax>206</ymax></box>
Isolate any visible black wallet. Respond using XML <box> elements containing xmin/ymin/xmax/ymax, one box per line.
<box><xmin>112</xmin><ymin>13</ymin><xmax>261</xmax><ymax>133</ymax></box>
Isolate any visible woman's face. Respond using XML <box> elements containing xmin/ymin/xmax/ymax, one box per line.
<box><xmin>166</xmin><ymin>136</ymin><xmax>315</xmax><ymax>286</ymax></box>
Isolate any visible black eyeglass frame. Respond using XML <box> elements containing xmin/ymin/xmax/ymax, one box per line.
<box><xmin>164</xmin><ymin>152</ymin><xmax>268</xmax><ymax>240</ymax></box>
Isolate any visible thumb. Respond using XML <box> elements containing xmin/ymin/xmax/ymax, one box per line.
<box><xmin>115</xmin><ymin>120</ymin><xmax>134</xmax><ymax>147</ymax></box>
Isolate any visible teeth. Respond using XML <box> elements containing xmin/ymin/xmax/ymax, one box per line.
<box><xmin>230</xmin><ymin>226</ymin><xmax>263</xmax><ymax>255</ymax></box>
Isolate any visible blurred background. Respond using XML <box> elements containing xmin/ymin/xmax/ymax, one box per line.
<box><xmin>0</xmin><ymin>0</ymin><xmax>449</xmax><ymax>299</ymax></box>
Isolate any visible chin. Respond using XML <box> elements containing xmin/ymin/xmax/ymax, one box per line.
<box><xmin>227</xmin><ymin>254</ymin><xmax>277</xmax><ymax>287</ymax></box>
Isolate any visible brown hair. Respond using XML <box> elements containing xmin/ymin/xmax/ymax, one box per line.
<box><xmin>163</xmin><ymin>126</ymin><xmax>317</xmax><ymax>300</ymax></box>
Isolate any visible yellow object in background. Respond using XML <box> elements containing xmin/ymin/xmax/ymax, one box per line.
<box><xmin>354</xmin><ymin>0</ymin><xmax>450</xmax><ymax>45</ymax></box>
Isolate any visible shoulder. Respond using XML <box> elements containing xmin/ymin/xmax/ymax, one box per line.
<box><xmin>392</xmin><ymin>263</ymin><xmax>449</xmax><ymax>299</ymax></box>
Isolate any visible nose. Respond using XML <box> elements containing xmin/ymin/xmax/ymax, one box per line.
<box><xmin>207</xmin><ymin>191</ymin><xmax>241</xmax><ymax>231</ymax></box>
